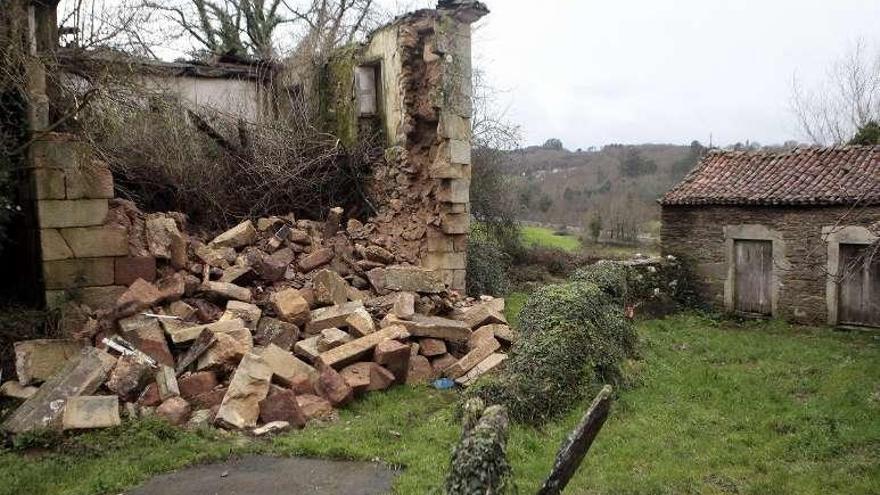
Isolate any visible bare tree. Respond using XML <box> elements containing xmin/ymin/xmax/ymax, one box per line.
<box><xmin>135</xmin><ymin>0</ymin><xmax>380</xmax><ymax>61</ymax></box>
<box><xmin>57</xmin><ymin>0</ymin><xmax>161</xmax><ymax>56</ymax></box>
<box><xmin>791</xmin><ymin>40</ymin><xmax>880</xmax><ymax>145</ymax></box>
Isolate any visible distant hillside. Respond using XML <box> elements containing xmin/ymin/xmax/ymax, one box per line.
<box><xmin>500</xmin><ymin>141</ymin><xmax>705</xmax><ymax>238</ymax></box>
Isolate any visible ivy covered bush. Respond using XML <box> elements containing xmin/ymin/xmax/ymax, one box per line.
<box><xmin>465</xmin><ymin>281</ymin><xmax>637</xmax><ymax>425</ymax></box>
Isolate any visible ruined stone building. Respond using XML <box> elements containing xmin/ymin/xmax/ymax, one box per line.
<box><xmin>3</xmin><ymin>0</ymin><xmax>488</xmax><ymax>308</ymax></box>
<box><xmin>661</xmin><ymin>146</ymin><xmax>880</xmax><ymax>328</ymax></box>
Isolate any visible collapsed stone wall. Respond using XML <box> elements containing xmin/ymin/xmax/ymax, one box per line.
<box><xmin>323</xmin><ymin>5</ymin><xmax>486</xmax><ymax>293</ymax></box>
<box><xmin>21</xmin><ymin>2</ymin><xmax>485</xmax><ymax>305</ymax></box>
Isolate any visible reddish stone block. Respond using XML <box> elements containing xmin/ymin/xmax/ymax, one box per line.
<box><xmin>115</xmin><ymin>256</ymin><xmax>156</xmax><ymax>286</ymax></box>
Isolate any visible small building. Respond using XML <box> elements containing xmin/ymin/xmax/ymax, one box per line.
<box><xmin>660</xmin><ymin>146</ymin><xmax>880</xmax><ymax>328</ymax></box>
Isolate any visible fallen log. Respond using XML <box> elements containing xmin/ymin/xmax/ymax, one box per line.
<box><xmin>536</xmin><ymin>385</ymin><xmax>613</xmax><ymax>495</ymax></box>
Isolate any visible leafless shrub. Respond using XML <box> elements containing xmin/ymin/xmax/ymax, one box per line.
<box><xmin>69</xmin><ymin>71</ymin><xmax>381</xmax><ymax>229</ymax></box>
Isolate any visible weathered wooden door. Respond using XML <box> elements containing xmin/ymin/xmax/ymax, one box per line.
<box><xmin>734</xmin><ymin>240</ymin><xmax>773</xmax><ymax>316</ymax></box>
<box><xmin>838</xmin><ymin>243</ymin><xmax>880</xmax><ymax>327</ymax></box>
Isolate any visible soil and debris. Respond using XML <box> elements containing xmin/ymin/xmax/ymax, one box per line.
<box><xmin>1</xmin><ymin>201</ymin><xmax>513</xmax><ymax>435</ymax></box>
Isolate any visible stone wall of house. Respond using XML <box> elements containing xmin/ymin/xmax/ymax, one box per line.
<box><xmin>661</xmin><ymin>204</ymin><xmax>880</xmax><ymax>324</ymax></box>
<box><xmin>322</xmin><ymin>4</ymin><xmax>486</xmax><ymax>293</ymax></box>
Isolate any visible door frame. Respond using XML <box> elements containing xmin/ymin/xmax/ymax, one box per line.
<box><xmin>823</xmin><ymin>225</ymin><xmax>879</xmax><ymax>327</ymax></box>
<box><xmin>723</xmin><ymin>224</ymin><xmax>788</xmax><ymax>317</ymax></box>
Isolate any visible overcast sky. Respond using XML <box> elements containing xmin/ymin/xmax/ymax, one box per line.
<box><xmin>468</xmin><ymin>0</ymin><xmax>880</xmax><ymax>149</ymax></box>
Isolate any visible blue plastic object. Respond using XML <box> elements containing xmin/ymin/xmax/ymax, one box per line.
<box><xmin>433</xmin><ymin>378</ymin><xmax>455</xmax><ymax>389</ymax></box>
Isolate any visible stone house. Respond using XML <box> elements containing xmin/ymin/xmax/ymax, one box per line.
<box><xmin>660</xmin><ymin>146</ymin><xmax>880</xmax><ymax>328</ymax></box>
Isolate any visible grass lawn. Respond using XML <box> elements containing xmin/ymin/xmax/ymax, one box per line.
<box><xmin>521</xmin><ymin>225</ymin><xmax>582</xmax><ymax>252</ymax></box>
<box><xmin>1</xmin><ymin>313</ymin><xmax>877</xmax><ymax>495</ymax></box>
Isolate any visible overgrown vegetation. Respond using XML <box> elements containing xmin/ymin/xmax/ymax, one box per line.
<box><xmin>2</xmin><ymin>314</ymin><xmax>877</xmax><ymax>495</ymax></box>
<box><xmin>445</xmin><ymin>399</ymin><xmax>512</xmax><ymax>495</ymax></box>
<box><xmin>70</xmin><ymin>72</ymin><xmax>381</xmax><ymax>229</ymax></box>
<box><xmin>466</xmin><ymin>281</ymin><xmax>637</xmax><ymax>425</ymax></box>
<box><xmin>465</xmin><ymin>234</ymin><xmax>510</xmax><ymax>297</ymax></box>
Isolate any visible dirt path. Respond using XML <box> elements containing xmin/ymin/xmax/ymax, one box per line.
<box><xmin>126</xmin><ymin>455</ymin><xmax>399</xmax><ymax>495</ymax></box>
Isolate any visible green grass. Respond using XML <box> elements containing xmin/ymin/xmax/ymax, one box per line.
<box><xmin>1</xmin><ymin>313</ymin><xmax>878</xmax><ymax>495</ymax></box>
<box><xmin>520</xmin><ymin>226</ymin><xmax>581</xmax><ymax>252</ymax></box>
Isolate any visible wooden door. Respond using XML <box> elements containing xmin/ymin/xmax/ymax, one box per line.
<box><xmin>734</xmin><ymin>240</ymin><xmax>773</xmax><ymax>316</ymax></box>
<box><xmin>838</xmin><ymin>243</ymin><xmax>880</xmax><ymax>327</ymax></box>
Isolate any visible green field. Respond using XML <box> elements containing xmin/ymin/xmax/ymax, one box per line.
<box><xmin>520</xmin><ymin>225</ymin><xmax>582</xmax><ymax>252</ymax></box>
<box><xmin>1</xmin><ymin>312</ymin><xmax>877</xmax><ymax>495</ymax></box>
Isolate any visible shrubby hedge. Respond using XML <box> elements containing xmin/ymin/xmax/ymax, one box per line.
<box><xmin>465</xmin><ymin>280</ymin><xmax>637</xmax><ymax>425</ymax></box>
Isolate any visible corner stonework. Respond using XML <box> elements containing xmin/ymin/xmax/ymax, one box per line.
<box><xmin>337</xmin><ymin>2</ymin><xmax>487</xmax><ymax>293</ymax></box>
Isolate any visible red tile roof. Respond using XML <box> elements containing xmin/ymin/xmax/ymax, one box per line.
<box><xmin>660</xmin><ymin>146</ymin><xmax>880</xmax><ymax>206</ymax></box>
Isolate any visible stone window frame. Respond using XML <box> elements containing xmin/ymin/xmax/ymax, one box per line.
<box><xmin>722</xmin><ymin>224</ymin><xmax>789</xmax><ymax>317</ymax></box>
<box><xmin>822</xmin><ymin>225</ymin><xmax>879</xmax><ymax>326</ymax></box>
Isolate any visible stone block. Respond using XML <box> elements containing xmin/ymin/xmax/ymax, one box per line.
<box><xmin>299</xmin><ymin>248</ymin><xmax>334</xmax><ymax>272</ymax></box>
<box><xmin>257</xmin><ymin>247</ymin><xmax>294</xmax><ymax>281</ymax></box>
<box><xmin>45</xmin><ymin>285</ymin><xmax>126</xmax><ymax>310</ymax></box>
<box><xmin>65</xmin><ymin>164</ymin><xmax>114</xmax><ymax>199</ymax></box>
<box><xmin>429</xmin><ymin>158</ymin><xmax>466</xmax><ymax>179</ymax></box>
<box><xmin>424</xmin><ymin>252</ymin><xmax>467</xmax><ymax>270</ymax></box>
<box><xmin>314</xmin><ymin>366</ymin><xmax>353</xmax><ymax>407</ymax></box>
<box><xmin>32</xmin><ymin>168</ymin><xmax>66</xmax><ymax>199</ymax></box>
<box><xmin>259</xmin><ymin>385</ymin><xmax>306</xmax><ymax>428</ymax></box>
<box><xmin>383</xmin><ymin>266</ymin><xmax>445</xmax><ymax>293</ymax></box>
<box><xmin>254</xmin><ymin>317</ymin><xmax>299</xmax><ymax>350</ymax></box>
<box><xmin>209</xmin><ymin>220</ymin><xmax>256</xmax><ymax>249</ymax></box>
<box><xmin>426</xmin><ymin>229</ymin><xmax>454</xmax><ymax>253</ymax></box>
<box><xmin>200</xmin><ymin>281</ymin><xmax>252</xmax><ymax>302</ymax></box>
<box><xmin>220</xmin><ymin>300</ymin><xmax>262</xmax><ymax>330</ymax></box>
<box><xmin>43</xmin><ymin>258</ymin><xmax>114</xmax><ymax>289</ymax></box>
<box><xmin>59</xmin><ymin>225</ymin><xmax>129</xmax><ymax>258</ymax></box>
<box><xmin>115</xmin><ymin>278</ymin><xmax>162</xmax><ymax>315</ymax></box>
<box><xmin>438</xmin><ymin>113</ymin><xmax>471</xmax><ymax>140</ymax></box>
<box><xmin>178</xmin><ymin>371</ymin><xmax>219</xmax><ymax>401</ymax></box>
<box><xmin>155</xmin><ymin>365</ymin><xmax>181</xmax><ymax>400</ymax></box>
<box><xmin>196</xmin><ymin>327</ymin><xmax>253</xmax><ymax>371</ymax></box>
<box><xmin>2</xmin><ymin>347</ymin><xmax>116</xmax><ymax>433</ymax></box>
<box><xmin>345</xmin><ymin>308</ymin><xmax>376</xmax><ymax>337</ymax></box>
<box><xmin>145</xmin><ymin>214</ymin><xmax>187</xmax><ymax>267</ymax></box>
<box><xmin>317</xmin><ymin>324</ymin><xmax>409</xmax><ymax>369</ymax></box>
<box><xmin>451</xmin><ymin>269</ymin><xmax>466</xmax><ymax>292</ymax></box>
<box><xmin>271</xmin><ymin>288</ymin><xmax>310</xmax><ymax>324</ymax></box>
<box><xmin>305</xmin><ymin>301</ymin><xmax>366</xmax><ymax>334</ymax></box>
<box><xmin>445</xmin><ymin>337</ymin><xmax>501</xmax><ymax>379</ymax></box>
<box><xmin>437</xmin><ymin>178</ymin><xmax>470</xmax><ymax>204</ymax></box>
<box><xmin>115</xmin><ymin>256</ymin><xmax>156</xmax><ymax>286</ymax></box>
<box><xmin>457</xmin><ymin>303</ymin><xmax>507</xmax><ymax>329</ymax></box>
<box><xmin>167</xmin><ymin>318</ymin><xmax>246</xmax><ymax>344</ymax></box>
<box><xmin>258</xmin><ymin>343</ymin><xmax>317</xmax><ymax>385</ymax></box>
<box><xmin>0</xmin><ymin>381</ymin><xmax>38</xmax><ymax>400</ymax></box>
<box><xmin>37</xmin><ymin>199</ymin><xmax>108</xmax><ymax>228</ymax></box>
<box><xmin>431</xmin><ymin>353</ymin><xmax>457</xmax><ymax>375</ymax></box>
<box><xmin>440</xmin><ymin>212</ymin><xmax>470</xmax><ymax>235</ymax></box>
<box><xmin>40</xmin><ymin>229</ymin><xmax>73</xmax><ymax>261</ymax></box>
<box><xmin>15</xmin><ymin>339</ymin><xmax>85</xmax><ymax>385</ymax></box>
<box><xmin>454</xmin><ymin>353</ymin><xmax>507</xmax><ymax>387</ymax></box>
<box><xmin>293</xmin><ymin>335</ymin><xmax>321</xmax><ymax>362</ymax></box>
<box><xmin>317</xmin><ymin>328</ymin><xmax>353</xmax><ymax>352</ymax></box>
<box><xmin>30</xmin><ymin>138</ymin><xmax>81</xmax><ymax>169</ymax></box>
<box><xmin>105</xmin><ymin>355</ymin><xmax>152</xmax><ymax>399</ymax></box>
<box><xmin>157</xmin><ymin>396</ymin><xmax>191</xmax><ymax>425</ymax></box>
<box><xmin>448</xmin><ymin>140</ymin><xmax>471</xmax><ymax>165</ymax></box>
<box><xmin>373</xmin><ymin>340</ymin><xmax>410</xmax><ymax>384</ymax></box>
<box><xmin>313</xmin><ymin>269</ymin><xmax>350</xmax><ymax>306</ymax></box>
<box><xmin>406</xmin><ymin>355</ymin><xmax>434</xmax><ymax>384</ymax></box>
<box><xmin>62</xmin><ymin>396</ymin><xmax>120</xmax><ymax>430</ymax></box>
<box><xmin>418</xmin><ymin>338</ymin><xmax>447</xmax><ymax>357</ymax></box>
<box><xmin>215</xmin><ymin>352</ymin><xmax>272</xmax><ymax>429</ymax></box>
<box><xmin>393</xmin><ymin>314</ymin><xmax>471</xmax><ymax>343</ymax></box>
<box><xmin>296</xmin><ymin>394</ymin><xmax>334</xmax><ymax>421</ymax></box>
<box><xmin>392</xmin><ymin>292</ymin><xmax>416</xmax><ymax>320</ymax></box>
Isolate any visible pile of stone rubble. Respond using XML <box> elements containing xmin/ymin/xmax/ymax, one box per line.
<box><xmin>1</xmin><ymin>204</ymin><xmax>513</xmax><ymax>436</ymax></box>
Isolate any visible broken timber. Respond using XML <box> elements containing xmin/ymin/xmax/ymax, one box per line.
<box><xmin>536</xmin><ymin>385</ymin><xmax>613</xmax><ymax>495</ymax></box>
